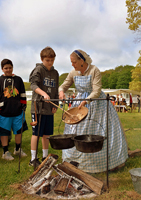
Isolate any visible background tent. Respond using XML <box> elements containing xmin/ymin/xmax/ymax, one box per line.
<box><xmin>102</xmin><ymin>89</ymin><xmax>140</xmax><ymax>96</ymax></box>
<box><xmin>102</xmin><ymin>89</ymin><xmax>140</xmax><ymax>105</ymax></box>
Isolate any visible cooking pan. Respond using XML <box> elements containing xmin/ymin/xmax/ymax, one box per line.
<box><xmin>63</xmin><ymin>106</ymin><xmax>88</xmax><ymax>124</ymax></box>
<box><xmin>72</xmin><ymin>135</ymin><xmax>106</xmax><ymax>153</ymax></box>
<box><xmin>49</xmin><ymin>134</ymin><xmax>76</xmax><ymax>150</ymax></box>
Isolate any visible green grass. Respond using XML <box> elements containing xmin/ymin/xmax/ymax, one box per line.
<box><xmin>24</xmin><ymin>82</ymin><xmax>31</xmax><ymax>91</ymax></box>
<box><xmin>0</xmin><ymin>103</ymin><xmax>141</xmax><ymax>199</ymax></box>
<box><xmin>0</xmin><ymin>101</ymin><xmax>64</xmax><ymax>199</ymax></box>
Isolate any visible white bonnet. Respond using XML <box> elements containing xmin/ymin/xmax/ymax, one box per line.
<box><xmin>72</xmin><ymin>49</ymin><xmax>92</xmax><ymax>65</ymax></box>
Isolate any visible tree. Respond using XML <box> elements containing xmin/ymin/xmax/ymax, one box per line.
<box><xmin>126</xmin><ymin>0</ymin><xmax>141</xmax><ymax>42</ymax></box>
<box><xmin>101</xmin><ymin>73</ymin><xmax>110</xmax><ymax>88</ymax></box>
<box><xmin>129</xmin><ymin>50</ymin><xmax>141</xmax><ymax>91</ymax></box>
<box><xmin>101</xmin><ymin>65</ymin><xmax>134</xmax><ymax>89</ymax></box>
<box><xmin>115</xmin><ymin>65</ymin><xmax>124</xmax><ymax>72</ymax></box>
<box><xmin>116</xmin><ymin>70</ymin><xmax>133</xmax><ymax>89</ymax></box>
<box><xmin>108</xmin><ymin>72</ymin><xmax>119</xmax><ymax>89</ymax></box>
<box><xmin>116</xmin><ymin>65</ymin><xmax>134</xmax><ymax>89</ymax></box>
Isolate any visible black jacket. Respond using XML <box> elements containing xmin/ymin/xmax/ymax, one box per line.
<box><xmin>0</xmin><ymin>75</ymin><xmax>26</xmax><ymax>117</ymax></box>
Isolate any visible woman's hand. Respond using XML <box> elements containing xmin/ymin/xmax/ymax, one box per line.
<box><xmin>52</xmin><ymin>107</ymin><xmax>57</xmax><ymax>113</ymax></box>
<box><xmin>78</xmin><ymin>101</ymin><xmax>87</xmax><ymax>109</ymax></box>
<box><xmin>59</xmin><ymin>91</ymin><xmax>66</xmax><ymax>100</ymax></box>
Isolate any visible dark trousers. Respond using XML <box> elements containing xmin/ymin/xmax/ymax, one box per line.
<box><xmin>138</xmin><ymin>104</ymin><xmax>140</xmax><ymax>113</ymax></box>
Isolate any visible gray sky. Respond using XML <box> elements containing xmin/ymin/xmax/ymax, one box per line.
<box><xmin>0</xmin><ymin>0</ymin><xmax>140</xmax><ymax>82</ymax></box>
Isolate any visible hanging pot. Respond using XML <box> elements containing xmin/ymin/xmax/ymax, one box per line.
<box><xmin>49</xmin><ymin>134</ymin><xmax>76</xmax><ymax>150</ymax></box>
<box><xmin>72</xmin><ymin>135</ymin><xmax>106</xmax><ymax>153</ymax></box>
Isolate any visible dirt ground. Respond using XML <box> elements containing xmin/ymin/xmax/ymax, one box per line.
<box><xmin>5</xmin><ymin>182</ymin><xmax>141</xmax><ymax>200</ymax></box>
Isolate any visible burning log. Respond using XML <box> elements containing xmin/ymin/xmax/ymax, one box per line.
<box><xmin>57</xmin><ymin>161</ymin><xmax>103</xmax><ymax>195</ymax></box>
<box><xmin>36</xmin><ymin>176</ymin><xmax>59</xmax><ymax>195</ymax></box>
<box><xmin>22</xmin><ymin>157</ymin><xmax>102</xmax><ymax>199</ymax></box>
<box><xmin>32</xmin><ymin>169</ymin><xmax>53</xmax><ymax>188</ymax></box>
<box><xmin>52</xmin><ymin>165</ymin><xmax>92</xmax><ymax>192</ymax></box>
<box><xmin>54</xmin><ymin>176</ymin><xmax>70</xmax><ymax>194</ymax></box>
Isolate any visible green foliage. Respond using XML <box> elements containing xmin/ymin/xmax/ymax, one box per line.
<box><xmin>59</xmin><ymin>73</ymin><xmax>68</xmax><ymax>86</ymax></box>
<box><xmin>101</xmin><ymin>73</ymin><xmax>110</xmax><ymax>88</ymax></box>
<box><xmin>116</xmin><ymin>66</ymin><xmax>134</xmax><ymax>89</ymax></box>
<box><xmin>59</xmin><ymin>73</ymin><xmax>75</xmax><ymax>88</ymax></box>
<box><xmin>101</xmin><ymin>69</ymin><xmax>114</xmax><ymax>75</ymax></box>
<box><xmin>115</xmin><ymin>65</ymin><xmax>125</xmax><ymax>72</ymax></box>
<box><xmin>101</xmin><ymin>65</ymin><xmax>135</xmax><ymax>89</ymax></box>
<box><xmin>116</xmin><ymin>71</ymin><xmax>131</xmax><ymax>89</ymax></box>
<box><xmin>108</xmin><ymin>71</ymin><xmax>119</xmax><ymax>89</ymax></box>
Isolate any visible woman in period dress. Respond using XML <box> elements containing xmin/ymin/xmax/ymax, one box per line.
<box><xmin>59</xmin><ymin>49</ymin><xmax>128</xmax><ymax>173</ymax></box>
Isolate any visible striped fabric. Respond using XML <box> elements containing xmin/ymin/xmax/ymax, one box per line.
<box><xmin>62</xmin><ymin>75</ymin><xmax>128</xmax><ymax>173</ymax></box>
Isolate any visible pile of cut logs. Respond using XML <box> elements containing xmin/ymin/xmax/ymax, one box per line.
<box><xmin>22</xmin><ymin>154</ymin><xmax>104</xmax><ymax>199</ymax></box>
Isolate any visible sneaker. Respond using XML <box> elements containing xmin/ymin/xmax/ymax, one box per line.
<box><xmin>2</xmin><ymin>151</ymin><xmax>14</xmax><ymax>161</ymax></box>
<box><xmin>13</xmin><ymin>148</ymin><xmax>27</xmax><ymax>157</ymax></box>
<box><xmin>29</xmin><ymin>158</ymin><xmax>41</xmax><ymax>167</ymax></box>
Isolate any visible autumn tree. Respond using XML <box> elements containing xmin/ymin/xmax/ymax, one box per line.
<box><xmin>126</xmin><ymin>0</ymin><xmax>141</xmax><ymax>42</ymax></box>
<box><xmin>129</xmin><ymin>50</ymin><xmax>141</xmax><ymax>91</ymax></box>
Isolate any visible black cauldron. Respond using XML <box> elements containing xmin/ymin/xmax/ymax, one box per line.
<box><xmin>49</xmin><ymin>134</ymin><xmax>76</xmax><ymax>150</ymax></box>
<box><xmin>72</xmin><ymin>135</ymin><xmax>106</xmax><ymax>153</ymax></box>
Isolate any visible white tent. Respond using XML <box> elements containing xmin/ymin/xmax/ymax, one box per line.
<box><xmin>102</xmin><ymin>89</ymin><xmax>140</xmax><ymax>96</ymax></box>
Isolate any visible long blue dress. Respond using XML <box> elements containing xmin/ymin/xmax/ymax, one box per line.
<box><xmin>62</xmin><ymin>75</ymin><xmax>128</xmax><ymax>173</ymax></box>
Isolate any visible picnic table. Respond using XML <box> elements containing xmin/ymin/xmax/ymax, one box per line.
<box><xmin>114</xmin><ymin>105</ymin><xmax>126</xmax><ymax>112</ymax></box>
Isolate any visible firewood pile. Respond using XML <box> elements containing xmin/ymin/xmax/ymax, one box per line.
<box><xmin>22</xmin><ymin>154</ymin><xmax>104</xmax><ymax>199</ymax></box>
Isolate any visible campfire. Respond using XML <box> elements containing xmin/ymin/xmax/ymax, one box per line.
<box><xmin>22</xmin><ymin>154</ymin><xmax>104</xmax><ymax>199</ymax></box>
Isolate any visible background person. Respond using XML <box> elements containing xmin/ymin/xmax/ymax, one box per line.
<box><xmin>137</xmin><ymin>95</ymin><xmax>140</xmax><ymax>113</ymax></box>
<box><xmin>110</xmin><ymin>96</ymin><xmax>116</xmax><ymax>106</ymax></box>
<box><xmin>130</xmin><ymin>93</ymin><xmax>133</xmax><ymax>108</ymax></box>
<box><xmin>121</xmin><ymin>98</ymin><xmax>128</xmax><ymax>113</ymax></box>
<box><xmin>29</xmin><ymin>46</ymin><xmax>59</xmax><ymax>167</ymax></box>
<box><xmin>115</xmin><ymin>97</ymin><xmax>120</xmax><ymax>112</ymax></box>
<box><xmin>69</xmin><ymin>95</ymin><xmax>73</xmax><ymax>109</ymax></box>
<box><xmin>59</xmin><ymin>49</ymin><xmax>128</xmax><ymax>173</ymax></box>
<box><xmin>72</xmin><ymin>93</ymin><xmax>76</xmax><ymax>99</ymax></box>
<box><xmin>0</xmin><ymin>59</ymin><xmax>28</xmax><ymax>160</ymax></box>
<box><xmin>67</xmin><ymin>94</ymin><xmax>70</xmax><ymax>108</ymax></box>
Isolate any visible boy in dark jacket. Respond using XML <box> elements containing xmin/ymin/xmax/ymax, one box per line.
<box><xmin>0</xmin><ymin>59</ymin><xmax>28</xmax><ymax>160</ymax></box>
<box><xmin>29</xmin><ymin>47</ymin><xmax>59</xmax><ymax>167</ymax></box>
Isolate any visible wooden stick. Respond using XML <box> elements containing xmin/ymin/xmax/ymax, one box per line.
<box><xmin>49</xmin><ymin>101</ymin><xmax>79</xmax><ymax>121</ymax></box>
<box><xmin>30</xmin><ymin>154</ymin><xmax>58</xmax><ymax>179</ymax></box>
